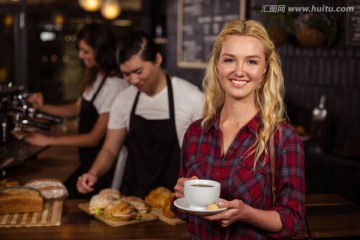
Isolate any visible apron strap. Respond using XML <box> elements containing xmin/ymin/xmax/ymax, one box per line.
<box><xmin>90</xmin><ymin>74</ymin><xmax>107</xmax><ymax>103</ymax></box>
<box><xmin>166</xmin><ymin>75</ymin><xmax>175</xmax><ymax>120</ymax></box>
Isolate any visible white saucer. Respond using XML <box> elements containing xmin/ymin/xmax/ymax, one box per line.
<box><xmin>174</xmin><ymin>197</ymin><xmax>227</xmax><ymax>216</ymax></box>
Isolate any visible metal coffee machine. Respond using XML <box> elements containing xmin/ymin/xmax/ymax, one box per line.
<box><xmin>0</xmin><ymin>83</ymin><xmax>63</xmax><ymax>169</ymax></box>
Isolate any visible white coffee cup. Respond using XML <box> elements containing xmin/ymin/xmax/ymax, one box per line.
<box><xmin>184</xmin><ymin>179</ymin><xmax>220</xmax><ymax>210</ymax></box>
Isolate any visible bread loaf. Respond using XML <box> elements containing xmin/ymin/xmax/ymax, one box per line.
<box><xmin>25</xmin><ymin>178</ymin><xmax>68</xmax><ymax>200</ymax></box>
<box><xmin>0</xmin><ymin>186</ymin><xmax>44</xmax><ymax>214</ymax></box>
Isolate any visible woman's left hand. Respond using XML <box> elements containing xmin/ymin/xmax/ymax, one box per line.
<box><xmin>24</xmin><ymin>133</ymin><xmax>50</xmax><ymax>147</ymax></box>
<box><xmin>203</xmin><ymin>199</ymin><xmax>249</xmax><ymax>227</ymax></box>
<box><xmin>174</xmin><ymin>175</ymin><xmax>198</xmax><ymax>198</ymax></box>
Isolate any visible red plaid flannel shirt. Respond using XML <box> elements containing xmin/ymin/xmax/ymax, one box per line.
<box><xmin>172</xmin><ymin>113</ymin><xmax>305</xmax><ymax>239</ymax></box>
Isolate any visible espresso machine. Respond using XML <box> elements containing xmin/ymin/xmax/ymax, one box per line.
<box><xmin>0</xmin><ymin>83</ymin><xmax>63</xmax><ymax>170</ymax></box>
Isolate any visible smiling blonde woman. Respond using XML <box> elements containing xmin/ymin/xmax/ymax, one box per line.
<box><xmin>173</xmin><ymin>20</ymin><xmax>305</xmax><ymax>239</ymax></box>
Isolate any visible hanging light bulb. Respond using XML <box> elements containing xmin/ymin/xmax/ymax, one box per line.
<box><xmin>53</xmin><ymin>14</ymin><xmax>64</xmax><ymax>25</ymax></box>
<box><xmin>4</xmin><ymin>14</ymin><xmax>13</xmax><ymax>26</ymax></box>
<box><xmin>101</xmin><ymin>0</ymin><xmax>121</xmax><ymax>19</ymax></box>
<box><xmin>78</xmin><ymin>0</ymin><xmax>103</xmax><ymax>12</ymax></box>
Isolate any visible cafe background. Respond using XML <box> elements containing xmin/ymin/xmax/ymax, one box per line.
<box><xmin>0</xmin><ymin>0</ymin><xmax>359</xmax><ymax>204</ymax></box>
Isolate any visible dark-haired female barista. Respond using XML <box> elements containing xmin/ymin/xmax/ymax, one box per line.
<box><xmin>26</xmin><ymin>23</ymin><xmax>129</xmax><ymax>198</ymax></box>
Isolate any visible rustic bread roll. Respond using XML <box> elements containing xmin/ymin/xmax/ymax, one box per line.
<box><xmin>0</xmin><ymin>186</ymin><xmax>44</xmax><ymax>214</ymax></box>
<box><xmin>25</xmin><ymin>178</ymin><xmax>68</xmax><ymax>200</ymax></box>
<box><xmin>89</xmin><ymin>194</ymin><xmax>115</xmax><ymax>215</ymax></box>
<box><xmin>99</xmin><ymin>188</ymin><xmax>121</xmax><ymax>200</ymax></box>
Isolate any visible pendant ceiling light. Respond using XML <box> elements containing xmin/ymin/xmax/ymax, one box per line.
<box><xmin>78</xmin><ymin>0</ymin><xmax>103</xmax><ymax>12</ymax></box>
<box><xmin>101</xmin><ymin>0</ymin><xmax>121</xmax><ymax>19</ymax></box>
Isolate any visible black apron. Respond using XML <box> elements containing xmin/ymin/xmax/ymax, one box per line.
<box><xmin>120</xmin><ymin>76</ymin><xmax>180</xmax><ymax>198</ymax></box>
<box><xmin>65</xmin><ymin>75</ymin><xmax>115</xmax><ymax>198</ymax></box>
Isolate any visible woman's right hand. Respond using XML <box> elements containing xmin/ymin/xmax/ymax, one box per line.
<box><xmin>27</xmin><ymin>92</ymin><xmax>44</xmax><ymax>109</ymax></box>
<box><xmin>76</xmin><ymin>173</ymin><xmax>97</xmax><ymax>194</ymax></box>
<box><xmin>174</xmin><ymin>176</ymin><xmax>198</xmax><ymax>198</ymax></box>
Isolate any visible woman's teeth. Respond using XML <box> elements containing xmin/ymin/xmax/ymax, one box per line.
<box><xmin>231</xmin><ymin>79</ymin><xmax>247</xmax><ymax>87</ymax></box>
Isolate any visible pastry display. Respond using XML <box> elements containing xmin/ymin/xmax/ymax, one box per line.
<box><xmin>78</xmin><ymin>187</ymin><xmax>185</xmax><ymax>226</ymax></box>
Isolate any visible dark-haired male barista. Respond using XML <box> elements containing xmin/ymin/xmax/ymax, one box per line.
<box><xmin>77</xmin><ymin>31</ymin><xmax>204</xmax><ymax>198</ymax></box>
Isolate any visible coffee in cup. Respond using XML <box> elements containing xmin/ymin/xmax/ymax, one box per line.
<box><xmin>184</xmin><ymin>179</ymin><xmax>220</xmax><ymax>210</ymax></box>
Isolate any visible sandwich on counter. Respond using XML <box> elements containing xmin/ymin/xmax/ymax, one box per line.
<box><xmin>103</xmin><ymin>201</ymin><xmax>138</xmax><ymax>221</ymax></box>
<box><xmin>88</xmin><ymin>188</ymin><xmax>150</xmax><ymax>220</ymax></box>
<box><xmin>89</xmin><ymin>193</ymin><xmax>116</xmax><ymax>215</ymax></box>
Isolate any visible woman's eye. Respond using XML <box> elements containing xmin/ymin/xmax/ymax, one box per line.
<box><xmin>248</xmin><ymin>60</ymin><xmax>257</xmax><ymax>65</ymax></box>
<box><xmin>224</xmin><ymin>58</ymin><xmax>234</xmax><ymax>63</ymax></box>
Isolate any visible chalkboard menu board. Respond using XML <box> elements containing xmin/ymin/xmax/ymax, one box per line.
<box><xmin>177</xmin><ymin>0</ymin><xmax>246</xmax><ymax>68</ymax></box>
<box><xmin>346</xmin><ymin>0</ymin><xmax>360</xmax><ymax>46</ymax></box>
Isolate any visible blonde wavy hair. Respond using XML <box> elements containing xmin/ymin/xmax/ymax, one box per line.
<box><xmin>202</xmin><ymin>19</ymin><xmax>286</xmax><ymax>169</ymax></box>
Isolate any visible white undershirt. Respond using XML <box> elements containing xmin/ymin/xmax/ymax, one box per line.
<box><xmin>108</xmin><ymin>76</ymin><xmax>204</xmax><ymax>145</ymax></box>
<box><xmin>82</xmin><ymin>74</ymin><xmax>129</xmax><ymax>114</ymax></box>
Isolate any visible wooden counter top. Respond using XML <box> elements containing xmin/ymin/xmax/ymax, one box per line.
<box><xmin>4</xmin><ymin>145</ymin><xmax>79</xmax><ymax>184</ymax></box>
<box><xmin>0</xmin><ymin>196</ymin><xmax>359</xmax><ymax>239</ymax></box>
<box><xmin>4</xmin><ymin>121</ymin><xmax>80</xmax><ymax>184</ymax></box>
<box><xmin>297</xmin><ymin>194</ymin><xmax>360</xmax><ymax>239</ymax></box>
<box><xmin>0</xmin><ymin>199</ymin><xmax>191</xmax><ymax>240</ymax></box>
